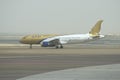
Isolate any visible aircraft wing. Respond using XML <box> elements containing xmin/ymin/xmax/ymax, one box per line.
<box><xmin>41</xmin><ymin>36</ymin><xmax>67</xmax><ymax>47</ymax></box>
<box><xmin>41</xmin><ymin>37</ymin><xmax>60</xmax><ymax>47</ymax></box>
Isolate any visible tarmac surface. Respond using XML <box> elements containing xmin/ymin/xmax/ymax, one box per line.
<box><xmin>0</xmin><ymin>45</ymin><xmax>120</xmax><ymax>80</ymax></box>
<box><xmin>17</xmin><ymin>64</ymin><xmax>120</xmax><ymax>80</ymax></box>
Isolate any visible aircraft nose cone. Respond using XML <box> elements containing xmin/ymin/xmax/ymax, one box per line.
<box><xmin>19</xmin><ymin>37</ymin><xmax>26</xmax><ymax>43</ymax></box>
<box><xmin>19</xmin><ymin>39</ymin><xmax>24</xmax><ymax>43</ymax></box>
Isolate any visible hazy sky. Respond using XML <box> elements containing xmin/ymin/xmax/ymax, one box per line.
<box><xmin>0</xmin><ymin>0</ymin><xmax>120</xmax><ymax>34</ymax></box>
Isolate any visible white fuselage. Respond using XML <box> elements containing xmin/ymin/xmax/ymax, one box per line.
<box><xmin>59</xmin><ymin>34</ymin><xmax>92</xmax><ymax>44</ymax></box>
<box><xmin>41</xmin><ymin>33</ymin><xmax>104</xmax><ymax>45</ymax></box>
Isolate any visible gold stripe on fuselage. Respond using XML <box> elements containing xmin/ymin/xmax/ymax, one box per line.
<box><xmin>20</xmin><ymin>34</ymin><xmax>58</xmax><ymax>44</ymax></box>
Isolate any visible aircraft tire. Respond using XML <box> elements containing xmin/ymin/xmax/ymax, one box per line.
<box><xmin>55</xmin><ymin>45</ymin><xmax>59</xmax><ymax>49</ymax></box>
<box><xmin>60</xmin><ymin>45</ymin><xmax>63</xmax><ymax>48</ymax></box>
<box><xmin>55</xmin><ymin>45</ymin><xmax>63</xmax><ymax>49</ymax></box>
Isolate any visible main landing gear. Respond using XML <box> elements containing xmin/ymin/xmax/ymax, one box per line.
<box><xmin>55</xmin><ymin>44</ymin><xmax>63</xmax><ymax>49</ymax></box>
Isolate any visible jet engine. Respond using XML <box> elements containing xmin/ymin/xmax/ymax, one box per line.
<box><xmin>41</xmin><ymin>41</ymin><xmax>55</xmax><ymax>47</ymax></box>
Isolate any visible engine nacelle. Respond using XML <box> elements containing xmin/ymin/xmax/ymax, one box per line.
<box><xmin>41</xmin><ymin>41</ymin><xmax>55</xmax><ymax>47</ymax></box>
<box><xmin>41</xmin><ymin>42</ymin><xmax>49</xmax><ymax>47</ymax></box>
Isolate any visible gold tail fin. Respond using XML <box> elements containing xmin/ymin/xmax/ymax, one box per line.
<box><xmin>89</xmin><ymin>20</ymin><xmax>103</xmax><ymax>36</ymax></box>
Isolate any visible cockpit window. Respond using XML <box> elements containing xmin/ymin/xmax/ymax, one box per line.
<box><xmin>23</xmin><ymin>35</ymin><xmax>29</xmax><ymax>39</ymax></box>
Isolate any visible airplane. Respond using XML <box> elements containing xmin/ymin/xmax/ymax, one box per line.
<box><xmin>20</xmin><ymin>34</ymin><xmax>59</xmax><ymax>48</ymax></box>
<box><xmin>40</xmin><ymin>20</ymin><xmax>104</xmax><ymax>49</ymax></box>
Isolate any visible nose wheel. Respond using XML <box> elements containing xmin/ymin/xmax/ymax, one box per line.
<box><xmin>30</xmin><ymin>44</ymin><xmax>32</xmax><ymax>49</ymax></box>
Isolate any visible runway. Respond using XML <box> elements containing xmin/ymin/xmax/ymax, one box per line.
<box><xmin>17</xmin><ymin>64</ymin><xmax>120</xmax><ymax>80</ymax></box>
<box><xmin>0</xmin><ymin>45</ymin><xmax>120</xmax><ymax>80</ymax></box>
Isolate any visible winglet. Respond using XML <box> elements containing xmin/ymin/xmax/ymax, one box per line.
<box><xmin>89</xmin><ymin>20</ymin><xmax>103</xmax><ymax>36</ymax></box>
